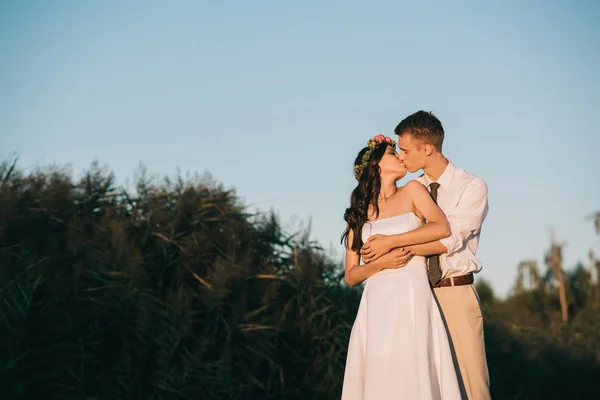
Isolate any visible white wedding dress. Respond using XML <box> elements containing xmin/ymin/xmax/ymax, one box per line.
<box><xmin>341</xmin><ymin>212</ymin><xmax>461</xmax><ymax>400</ymax></box>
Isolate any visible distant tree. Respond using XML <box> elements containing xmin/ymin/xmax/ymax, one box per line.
<box><xmin>475</xmin><ymin>278</ymin><xmax>495</xmax><ymax>307</ymax></box>
<box><xmin>1</xmin><ymin>159</ymin><xmax>600</xmax><ymax>399</ymax></box>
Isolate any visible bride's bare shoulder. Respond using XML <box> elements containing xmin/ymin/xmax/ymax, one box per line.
<box><xmin>399</xmin><ymin>180</ymin><xmax>426</xmax><ymax>193</ymax></box>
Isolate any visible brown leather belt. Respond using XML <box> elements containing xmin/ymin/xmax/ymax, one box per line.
<box><xmin>430</xmin><ymin>273</ymin><xmax>474</xmax><ymax>288</ymax></box>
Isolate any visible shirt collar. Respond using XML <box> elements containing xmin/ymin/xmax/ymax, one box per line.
<box><xmin>422</xmin><ymin>160</ymin><xmax>456</xmax><ymax>188</ymax></box>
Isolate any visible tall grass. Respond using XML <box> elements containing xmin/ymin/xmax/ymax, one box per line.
<box><xmin>1</xmin><ymin>160</ymin><xmax>599</xmax><ymax>399</ymax></box>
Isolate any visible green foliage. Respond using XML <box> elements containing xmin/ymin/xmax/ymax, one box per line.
<box><xmin>1</xmin><ymin>160</ymin><xmax>599</xmax><ymax>399</ymax></box>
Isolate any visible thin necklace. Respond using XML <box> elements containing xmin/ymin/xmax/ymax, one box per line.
<box><xmin>379</xmin><ymin>187</ymin><xmax>397</xmax><ymax>201</ymax></box>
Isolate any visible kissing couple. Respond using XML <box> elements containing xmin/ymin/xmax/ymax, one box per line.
<box><xmin>340</xmin><ymin>111</ymin><xmax>491</xmax><ymax>400</ymax></box>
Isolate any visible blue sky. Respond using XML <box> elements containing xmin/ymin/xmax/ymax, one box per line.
<box><xmin>2</xmin><ymin>0</ymin><xmax>599</xmax><ymax>297</ymax></box>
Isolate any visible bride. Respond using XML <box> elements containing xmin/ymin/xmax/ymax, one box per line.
<box><xmin>340</xmin><ymin>134</ymin><xmax>461</xmax><ymax>400</ymax></box>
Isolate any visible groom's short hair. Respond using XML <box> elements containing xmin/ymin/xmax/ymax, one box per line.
<box><xmin>394</xmin><ymin>110</ymin><xmax>444</xmax><ymax>151</ymax></box>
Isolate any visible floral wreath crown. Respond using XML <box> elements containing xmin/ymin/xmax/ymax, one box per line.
<box><xmin>353</xmin><ymin>134</ymin><xmax>397</xmax><ymax>181</ymax></box>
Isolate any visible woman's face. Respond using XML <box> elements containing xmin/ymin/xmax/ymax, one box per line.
<box><xmin>378</xmin><ymin>145</ymin><xmax>406</xmax><ymax>181</ymax></box>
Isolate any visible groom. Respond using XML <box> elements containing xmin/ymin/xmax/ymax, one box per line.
<box><xmin>361</xmin><ymin>110</ymin><xmax>491</xmax><ymax>400</ymax></box>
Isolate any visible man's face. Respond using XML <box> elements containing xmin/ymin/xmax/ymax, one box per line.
<box><xmin>397</xmin><ymin>134</ymin><xmax>427</xmax><ymax>173</ymax></box>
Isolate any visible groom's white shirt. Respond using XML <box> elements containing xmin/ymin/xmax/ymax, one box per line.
<box><xmin>417</xmin><ymin>161</ymin><xmax>489</xmax><ymax>280</ymax></box>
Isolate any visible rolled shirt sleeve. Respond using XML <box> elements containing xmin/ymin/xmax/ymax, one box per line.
<box><xmin>439</xmin><ymin>178</ymin><xmax>488</xmax><ymax>256</ymax></box>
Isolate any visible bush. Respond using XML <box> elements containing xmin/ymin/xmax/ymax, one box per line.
<box><xmin>1</xmin><ymin>160</ymin><xmax>599</xmax><ymax>399</ymax></box>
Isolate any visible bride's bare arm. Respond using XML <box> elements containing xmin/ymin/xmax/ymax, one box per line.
<box><xmin>361</xmin><ymin>181</ymin><xmax>450</xmax><ymax>262</ymax></box>
<box><xmin>398</xmin><ymin>180</ymin><xmax>450</xmax><ymax>245</ymax></box>
<box><xmin>344</xmin><ymin>227</ymin><xmax>406</xmax><ymax>287</ymax></box>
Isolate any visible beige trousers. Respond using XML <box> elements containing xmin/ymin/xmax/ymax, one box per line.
<box><xmin>433</xmin><ymin>283</ymin><xmax>491</xmax><ymax>400</ymax></box>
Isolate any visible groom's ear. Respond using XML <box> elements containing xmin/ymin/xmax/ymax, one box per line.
<box><xmin>424</xmin><ymin>143</ymin><xmax>434</xmax><ymax>156</ymax></box>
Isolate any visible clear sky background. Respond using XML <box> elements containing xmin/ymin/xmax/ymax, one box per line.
<box><xmin>2</xmin><ymin>0</ymin><xmax>599</xmax><ymax>297</ymax></box>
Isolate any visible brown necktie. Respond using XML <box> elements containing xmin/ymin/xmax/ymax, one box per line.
<box><xmin>427</xmin><ymin>182</ymin><xmax>443</xmax><ymax>284</ymax></box>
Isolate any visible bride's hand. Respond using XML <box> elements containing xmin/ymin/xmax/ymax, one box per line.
<box><xmin>380</xmin><ymin>248</ymin><xmax>413</xmax><ymax>269</ymax></box>
<box><xmin>361</xmin><ymin>234</ymin><xmax>393</xmax><ymax>263</ymax></box>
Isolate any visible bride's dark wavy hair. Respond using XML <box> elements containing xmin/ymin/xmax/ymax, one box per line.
<box><xmin>340</xmin><ymin>142</ymin><xmax>390</xmax><ymax>252</ymax></box>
